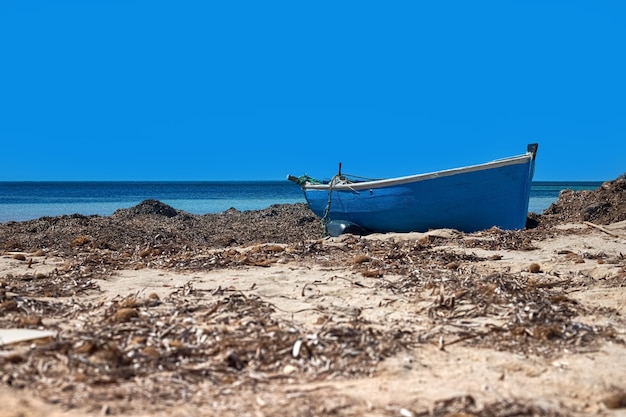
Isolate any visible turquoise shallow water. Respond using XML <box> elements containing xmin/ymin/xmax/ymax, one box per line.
<box><xmin>0</xmin><ymin>181</ymin><xmax>604</xmax><ymax>223</ymax></box>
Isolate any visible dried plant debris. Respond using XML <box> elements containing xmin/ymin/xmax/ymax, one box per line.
<box><xmin>1</xmin><ymin>271</ymin><xmax>100</xmax><ymax>299</ymax></box>
<box><xmin>460</xmin><ymin>228</ymin><xmax>537</xmax><ymax>251</ymax></box>
<box><xmin>0</xmin><ymin>269</ymin><xmax>622</xmax><ymax>415</ymax></box>
<box><xmin>0</xmin><ymin>178</ymin><xmax>625</xmax><ymax>416</ymax></box>
<box><xmin>0</xmin><ymin>203</ymin><xmax>323</xmax><ymax>255</ymax></box>
<box><xmin>391</xmin><ymin>269</ymin><xmax>622</xmax><ymax>356</ymax></box>
<box><xmin>0</xmin><ymin>283</ymin><xmax>411</xmax><ymax>414</ymax></box>
<box><xmin>396</xmin><ymin>394</ymin><xmax>566</xmax><ymax>417</ymax></box>
<box><xmin>542</xmin><ymin>177</ymin><xmax>626</xmax><ymax>226</ymax></box>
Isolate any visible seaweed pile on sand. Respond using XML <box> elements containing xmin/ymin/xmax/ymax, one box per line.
<box><xmin>541</xmin><ymin>174</ymin><xmax>626</xmax><ymax>226</ymax></box>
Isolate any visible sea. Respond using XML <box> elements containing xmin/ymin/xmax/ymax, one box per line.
<box><xmin>0</xmin><ymin>181</ymin><xmax>604</xmax><ymax>224</ymax></box>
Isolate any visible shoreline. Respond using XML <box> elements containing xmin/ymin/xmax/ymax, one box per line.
<box><xmin>0</xmin><ymin>180</ymin><xmax>604</xmax><ymax>224</ymax></box>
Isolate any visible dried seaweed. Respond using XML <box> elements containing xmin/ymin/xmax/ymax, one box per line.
<box><xmin>388</xmin><ymin>267</ymin><xmax>622</xmax><ymax>356</ymax></box>
<box><xmin>402</xmin><ymin>394</ymin><xmax>566</xmax><ymax>416</ymax></box>
<box><xmin>1</xmin><ymin>191</ymin><xmax>625</xmax><ymax>416</ymax></box>
<box><xmin>0</xmin><ymin>281</ymin><xmax>413</xmax><ymax>414</ymax></box>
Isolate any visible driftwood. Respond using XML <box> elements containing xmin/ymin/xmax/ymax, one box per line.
<box><xmin>584</xmin><ymin>221</ymin><xmax>626</xmax><ymax>240</ymax></box>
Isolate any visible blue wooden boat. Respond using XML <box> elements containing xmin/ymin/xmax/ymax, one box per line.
<box><xmin>288</xmin><ymin>144</ymin><xmax>538</xmax><ymax>236</ymax></box>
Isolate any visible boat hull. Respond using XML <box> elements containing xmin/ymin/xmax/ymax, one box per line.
<box><xmin>299</xmin><ymin>145</ymin><xmax>537</xmax><ymax>233</ymax></box>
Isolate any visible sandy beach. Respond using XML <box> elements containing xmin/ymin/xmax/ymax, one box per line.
<box><xmin>1</xmin><ymin>179</ymin><xmax>625</xmax><ymax>417</ymax></box>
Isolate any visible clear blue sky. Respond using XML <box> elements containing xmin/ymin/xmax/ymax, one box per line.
<box><xmin>1</xmin><ymin>1</ymin><xmax>624</xmax><ymax>182</ymax></box>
